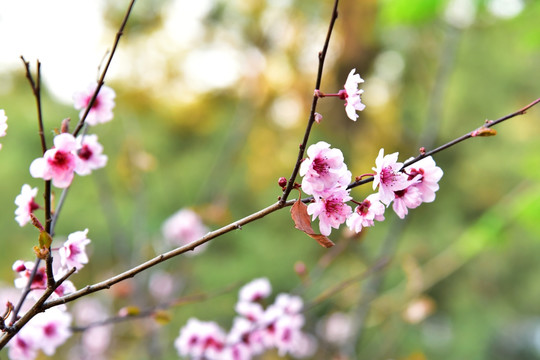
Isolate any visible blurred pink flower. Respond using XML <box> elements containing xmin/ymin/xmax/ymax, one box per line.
<box><xmin>346</xmin><ymin>193</ymin><xmax>386</xmax><ymax>233</ymax></box>
<box><xmin>14</xmin><ymin>184</ymin><xmax>40</xmax><ymax>227</ymax></box>
<box><xmin>0</xmin><ymin>109</ymin><xmax>7</xmax><ymax>150</ymax></box>
<box><xmin>73</xmin><ymin>82</ymin><xmax>116</xmax><ymax>126</ymax></box>
<box><xmin>162</xmin><ymin>208</ymin><xmax>209</xmax><ymax>254</ymax></box>
<box><xmin>30</xmin><ymin>308</ymin><xmax>72</xmax><ymax>356</ymax></box>
<box><xmin>175</xmin><ymin>318</ymin><xmax>226</xmax><ymax>359</ymax></box>
<box><xmin>75</xmin><ymin>134</ymin><xmax>108</xmax><ymax>175</ymax></box>
<box><xmin>342</xmin><ymin>68</ymin><xmax>365</xmax><ymax>121</ymax></box>
<box><xmin>8</xmin><ymin>330</ymin><xmax>38</xmax><ymax>360</ymax></box>
<box><xmin>58</xmin><ymin>229</ymin><xmax>91</xmax><ymax>271</ymax></box>
<box><xmin>29</xmin><ymin>133</ymin><xmax>80</xmax><ymax>188</ymax></box>
<box><xmin>300</xmin><ymin>141</ymin><xmax>351</xmax><ymax>198</ymax></box>
<box><xmin>238</xmin><ymin>277</ymin><xmax>272</xmax><ymax>303</ymax></box>
<box><xmin>307</xmin><ymin>188</ymin><xmax>352</xmax><ymax>236</ymax></box>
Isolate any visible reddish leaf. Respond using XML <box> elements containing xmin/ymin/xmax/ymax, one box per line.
<box><xmin>291</xmin><ymin>198</ymin><xmax>334</xmax><ymax>248</ymax></box>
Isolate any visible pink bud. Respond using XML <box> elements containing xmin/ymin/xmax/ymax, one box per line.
<box><xmin>278</xmin><ymin>177</ymin><xmax>287</xmax><ymax>188</ymax></box>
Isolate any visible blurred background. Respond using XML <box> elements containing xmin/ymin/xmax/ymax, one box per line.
<box><xmin>1</xmin><ymin>0</ymin><xmax>540</xmax><ymax>359</ymax></box>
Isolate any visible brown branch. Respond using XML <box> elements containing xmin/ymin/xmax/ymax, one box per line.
<box><xmin>347</xmin><ymin>96</ymin><xmax>540</xmax><ymax>190</ymax></box>
<box><xmin>280</xmin><ymin>0</ymin><xmax>340</xmax><ymax>205</ymax></box>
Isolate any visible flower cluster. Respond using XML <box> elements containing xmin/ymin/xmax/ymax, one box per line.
<box><xmin>28</xmin><ymin>82</ymin><xmax>113</xmax><ymax>189</ymax></box>
<box><xmin>9</xmin><ymin>230</ymin><xmax>92</xmax><ymax>359</ymax></box>
<box><xmin>29</xmin><ymin>132</ymin><xmax>107</xmax><ymax>188</ymax></box>
<box><xmin>300</xmin><ymin>143</ymin><xmax>443</xmax><ymax>236</ymax></box>
<box><xmin>175</xmin><ymin>278</ymin><xmax>315</xmax><ymax>360</ymax></box>
<box><xmin>300</xmin><ymin>141</ymin><xmax>353</xmax><ymax>236</ymax></box>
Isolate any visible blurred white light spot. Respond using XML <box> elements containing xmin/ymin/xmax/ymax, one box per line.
<box><xmin>363</xmin><ymin>77</ymin><xmax>391</xmax><ymax>107</ymax></box>
<box><xmin>373</xmin><ymin>50</ymin><xmax>405</xmax><ymax>83</ymax></box>
<box><xmin>271</xmin><ymin>94</ymin><xmax>302</xmax><ymax>129</ymax></box>
<box><xmin>487</xmin><ymin>0</ymin><xmax>524</xmax><ymax>19</ymax></box>
<box><xmin>444</xmin><ymin>0</ymin><xmax>477</xmax><ymax>28</ymax></box>
<box><xmin>183</xmin><ymin>46</ymin><xmax>241</xmax><ymax>92</ymax></box>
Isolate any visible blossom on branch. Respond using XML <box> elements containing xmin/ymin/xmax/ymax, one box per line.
<box><xmin>75</xmin><ymin>134</ymin><xmax>108</xmax><ymax>175</ymax></box>
<box><xmin>372</xmin><ymin>148</ymin><xmax>417</xmax><ymax>205</ymax></box>
<box><xmin>307</xmin><ymin>188</ymin><xmax>352</xmax><ymax>236</ymax></box>
<box><xmin>73</xmin><ymin>82</ymin><xmax>116</xmax><ymax>126</ymax></box>
<box><xmin>341</xmin><ymin>68</ymin><xmax>366</xmax><ymax>121</ymax></box>
<box><xmin>404</xmin><ymin>156</ymin><xmax>444</xmax><ymax>203</ymax></box>
<box><xmin>392</xmin><ymin>185</ymin><xmax>423</xmax><ymax>219</ymax></box>
<box><xmin>29</xmin><ymin>133</ymin><xmax>80</xmax><ymax>188</ymax></box>
<box><xmin>300</xmin><ymin>141</ymin><xmax>351</xmax><ymax>198</ymax></box>
<box><xmin>346</xmin><ymin>193</ymin><xmax>386</xmax><ymax>233</ymax></box>
<box><xmin>14</xmin><ymin>184</ymin><xmax>40</xmax><ymax>227</ymax></box>
<box><xmin>58</xmin><ymin>229</ymin><xmax>91</xmax><ymax>271</ymax></box>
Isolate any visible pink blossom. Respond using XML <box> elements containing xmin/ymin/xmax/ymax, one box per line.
<box><xmin>307</xmin><ymin>189</ymin><xmax>352</xmax><ymax>236</ymax></box>
<box><xmin>404</xmin><ymin>156</ymin><xmax>443</xmax><ymax>203</ymax></box>
<box><xmin>238</xmin><ymin>277</ymin><xmax>272</xmax><ymax>303</ymax></box>
<box><xmin>75</xmin><ymin>134</ymin><xmax>108</xmax><ymax>175</ymax></box>
<box><xmin>73</xmin><ymin>82</ymin><xmax>116</xmax><ymax>126</ymax></box>
<box><xmin>372</xmin><ymin>148</ymin><xmax>415</xmax><ymax>205</ymax></box>
<box><xmin>13</xmin><ymin>261</ymin><xmax>47</xmax><ymax>292</ymax></box>
<box><xmin>346</xmin><ymin>193</ymin><xmax>386</xmax><ymax>233</ymax></box>
<box><xmin>31</xmin><ymin>308</ymin><xmax>72</xmax><ymax>356</ymax></box>
<box><xmin>8</xmin><ymin>330</ymin><xmax>38</xmax><ymax>360</ymax></box>
<box><xmin>235</xmin><ymin>302</ymin><xmax>265</xmax><ymax>323</ymax></box>
<box><xmin>341</xmin><ymin>69</ymin><xmax>365</xmax><ymax>121</ymax></box>
<box><xmin>29</xmin><ymin>133</ymin><xmax>80</xmax><ymax>188</ymax></box>
<box><xmin>14</xmin><ymin>184</ymin><xmax>40</xmax><ymax>227</ymax></box>
<box><xmin>175</xmin><ymin>318</ymin><xmax>226</xmax><ymax>359</ymax></box>
<box><xmin>58</xmin><ymin>229</ymin><xmax>91</xmax><ymax>271</ymax></box>
<box><xmin>392</xmin><ymin>185</ymin><xmax>423</xmax><ymax>219</ymax></box>
<box><xmin>0</xmin><ymin>109</ymin><xmax>7</xmax><ymax>150</ymax></box>
<box><xmin>162</xmin><ymin>208</ymin><xmax>209</xmax><ymax>254</ymax></box>
<box><xmin>300</xmin><ymin>141</ymin><xmax>351</xmax><ymax>197</ymax></box>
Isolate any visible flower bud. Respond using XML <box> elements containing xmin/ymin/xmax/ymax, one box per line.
<box><xmin>278</xmin><ymin>177</ymin><xmax>287</xmax><ymax>188</ymax></box>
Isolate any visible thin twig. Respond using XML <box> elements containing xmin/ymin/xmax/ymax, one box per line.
<box><xmin>347</xmin><ymin>97</ymin><xmax>540</xmax><ymax>190</ymax></box>
<box><xmin>72</xmin><ymin>0</ymin><xmax>137</xmax><ymax>136</ymax></box>
<box><xmin>280</xmin><ymin>0</ymin><xmax>340</xmax><ymax>205</ymax></box>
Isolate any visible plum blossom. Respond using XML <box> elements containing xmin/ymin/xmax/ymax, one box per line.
<box><xmin>392</xmin><ymin>185</ymin><xmax>423</xmax><ymax>219</ymax></box>
<box><xmin>75</xmin><ymin>134</ymin><xmax>108</xmax><ymax>175</ymax></box>
<box><xmin>175</xmin><ymin>318</ymin><xmax>226</xmax><ymax>359</ymax></box>
<box><xmin>0</xmin><ymin>109</ymin><xmax>7</xmax><ymax>150</ymax></box>
<box><xmin>307</xmin><ymin>188</ymin><xmax>352</xmax><ymax>236</ymax></box>
<box><xmin>404</xmin><ymin>156</ymin><xmax>444</xmax><ymax>203</ymax></box>
<box><xmin>30</xmin><ymin>308</ymin><xmax>72</xmax><ymax>356</ymax></box>
<box><xmin>162</xmin><ymin>208</ymin><xmax>209</xmax><ymax>254</ymax></box>
<box><xmin>9</xmin><ymin>308</ymin><xmax>72</xmax><ymax>359</ymax></box>
<box><xmin>58</xmin><ymin>229</ymin><xmax>91</xmax><ymax>271</ymax></box>
<box><xmin>372</xmin><ymin>148</ymin><xmax>417</xmax><ymax>205</ymax></box>
<box><xmin>29</xmin><ymin>133</ymin><xmax>80</xmax><ymax>188</ymax></box>
<box><xmin>73</xmin><ymin>82</ymin><xmax>116</xmax><ymax>126</ymax></box>
<box><xmin>346</xmin><ymin>193</ymin><xmax>386</xmax><ymax>233</ymax></box>
<box><xmin>13</xmin><ymin>261</ymin><xmax>76</xmax><ymax>301</ymax></box>
<box><xmin>14</xmin><ymin>184</ymin><xmax>40</xmax><ymax>227</ymax></box>
<box><xmin>238</xmin><ymin>277</ymin><xmax>272</xmax><ymax>303</ymax></box>
<box><xmin>341</xmin><ymin>69</ymin><xmax>365</xmax><ymax>121</ymax></box>
<box><xmin>8</xmin><ymin>329</ymin><xmax>38</xmax><ymax>360</ymax></box>
<box><xmin>300</xmin><ymin>141</ymin><xmax>351</xmax><ymax>198</ymax></box>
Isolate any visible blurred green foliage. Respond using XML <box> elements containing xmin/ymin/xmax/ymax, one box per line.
<box><xmin>1</xmin><ymin>0</ymin><xmax>540</xmax><ymax>359</ymax></box>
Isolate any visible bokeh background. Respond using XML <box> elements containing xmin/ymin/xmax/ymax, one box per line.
<box><xmin>1</xmin><ymin>0</ymin><xmax>540</xmax><ymax>359</ymax></box>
